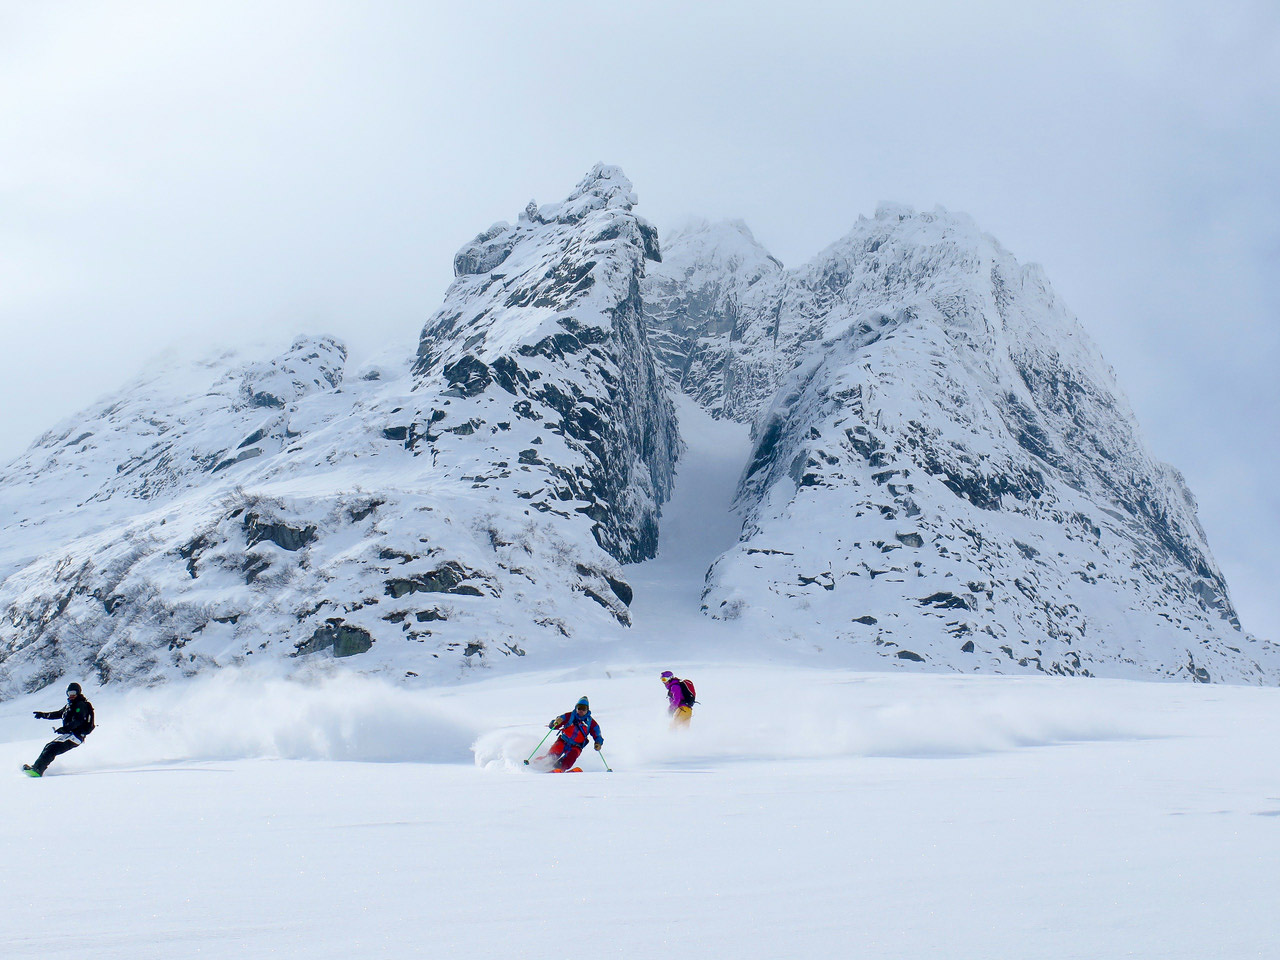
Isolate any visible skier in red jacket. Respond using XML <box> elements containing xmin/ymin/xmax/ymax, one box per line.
<box><xmin>544</xmin><ymin>696</ymin><xmax>604</xmax><ymax>771</ymax></box>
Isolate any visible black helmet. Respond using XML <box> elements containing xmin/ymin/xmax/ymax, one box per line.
<box><xmin>66</xmin><ymin>682</ymin><xmax>82</xmax><ymax>697</ymax></box>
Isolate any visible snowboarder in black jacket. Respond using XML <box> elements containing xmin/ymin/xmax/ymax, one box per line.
<box><xmin>24</xmin><ymin>682</ymin><xmax>95</xmax><ymax>777</ymax></box>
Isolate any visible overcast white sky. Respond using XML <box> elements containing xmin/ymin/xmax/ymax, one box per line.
<box><xmin>1</xmin><ymin>1</ymin><xmax>1277</xmax><ymax>640</ymax></box>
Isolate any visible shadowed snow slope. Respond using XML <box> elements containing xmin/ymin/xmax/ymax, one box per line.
<box><xmin>622</xmin><ymin>395</ymin><xmax>751</xmax><ymax>647</ymax></box>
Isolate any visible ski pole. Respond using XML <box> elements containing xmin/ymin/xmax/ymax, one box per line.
<box><xmin>523</xmin><ymin>729</ymin><xmax>556</xmax><ymax>765</ymax></box>
<box><xmin>597</xmin><ymin>748</ymin><xmax>612</xmax><ymax>773</ymax></box>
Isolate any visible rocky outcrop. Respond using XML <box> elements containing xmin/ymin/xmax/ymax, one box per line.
<box><xmin>413</xmin><ymin>164</ymin><xmax>679</xmax><ymax>563</ymax></box>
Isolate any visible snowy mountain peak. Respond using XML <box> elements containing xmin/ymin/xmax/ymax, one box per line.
<box><xmin>640</xmin><ymin>219</ymin><xmax>787</xmax><ymax>419</ymax></box>
<box><xmin>412</xmin><ymin>165</ymin><xmax>677</xmax><ymax>563</ymax></box>
<box><xmin>873</xmin><ymin>200</ymin><xmax>915</xmax><ymax>221</ymax></box>
<box><xmin>0</xmin><ymin>168</ymin><xmax>678</xmax><ymax>696</ymax></box>
<box><xmin>423</xmin><ymin>166</ymin><xmax>661</xmax><ymax>375</ymax></box>
<box><xmin>0</xmin><ymin>170</ymin><xmax>1272</xmax><ymax>696</ymax></box>
<box><xmin>452</xmin><ymin>165</ymin><xmax>653</xmax><ymax>280</ymax></box>
<box><xmin>664</xmin><ymin>217</ymin><xmax>777</xmax><ymax>259</ymax></box>
<box><xmin>542</xmin><ymin>162</ymin><xmax>639</xmax><ymax>220</ymax></box>
<box><xmin>649</xmin><ymin>203</ymin><xmax>1270</xmax><ymax>681</ymax></box>
<box><xmin>664</xmin><ymin>217</ymin><xmax>773</xmax><ymax>257</ymax></box>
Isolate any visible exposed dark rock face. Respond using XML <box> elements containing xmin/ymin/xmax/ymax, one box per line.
<box><xmin>384</xmin><ymin>563</ymin><xmax>489</xmax><ymax>599</ymax></box>
<box><xmin>413</xmin><ymin>163</ymin><xmax>680</xmax><ymax>565</ymax></box>
<box><xmin>295</xmin><ymin>622</ymin><xmax>374</xmax><ymax>658</ymax></box>
<box><xmin>243</xmin><ymin>513</ymin><xmax>316</xmax><ymax>552</ymax></box>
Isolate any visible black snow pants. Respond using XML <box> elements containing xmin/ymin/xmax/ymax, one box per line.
<box><xmin>34</xmin><ymin>736</ymin><xmax>80</xmax><ymax>774</ymax></box>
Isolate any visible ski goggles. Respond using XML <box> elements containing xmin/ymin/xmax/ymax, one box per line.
<box><xmin>575</xmin><ymin>704</ymin><xmax>589</xmax><ymax>713</ymax></box>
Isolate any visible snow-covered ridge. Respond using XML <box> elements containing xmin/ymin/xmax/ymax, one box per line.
<box><xmin>0</xmin><ymin>336</ymin><xmax>347</xmax><ymax>575</ymax></box>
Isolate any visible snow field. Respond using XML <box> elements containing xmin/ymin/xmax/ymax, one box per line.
<box><xmin>3</xmin><ymin>665</ymin><xmax>1279</xmax><ymax>960</ymax></box>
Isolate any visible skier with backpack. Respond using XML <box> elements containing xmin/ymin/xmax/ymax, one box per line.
<box><xmin>23</xmin><ymin>682</ymin><xmax>95</xmax><ymax>777</ymax></box>
<box><xmin>661</xmin><ymin>670</ymin><xmax>695</xmax><ymax>727</ymax></box>
<box><xmin>541</xmin><ymin>696</ymin><xmax>604</xmax><ymax>772</ymax></box>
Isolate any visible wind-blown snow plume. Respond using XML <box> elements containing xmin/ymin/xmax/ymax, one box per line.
<box><xmin>468</xmin><ymin>666</ymin><xmax>1158</xmax><ymax>772</ymax></box>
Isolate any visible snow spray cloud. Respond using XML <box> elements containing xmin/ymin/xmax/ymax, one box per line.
<box><xmin>471</xmin><ymin>668</ymin><xmax>1163</xmax><ymax>773</ymax></box>
<box><xmin>31</xmin><ymin>670</ymin><xmax>479</xmax><ymax>769</ymax></box>
<box><xmin>609</xmin><ymin>674</ymin><xmax>1161</xmax><ymax>768</ymax></box>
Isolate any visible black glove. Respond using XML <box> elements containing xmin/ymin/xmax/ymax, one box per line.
<box><xmin>32</xmin><ymin>711</ymin><xmax>42</xmax><ymax>719</ymax></box>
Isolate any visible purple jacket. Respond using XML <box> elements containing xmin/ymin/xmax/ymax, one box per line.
<box><xmin>664</xmin><ymin>678</ymin><xmax>690</xmax><ymax>711</ymax></box>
